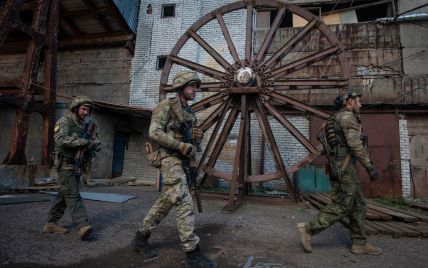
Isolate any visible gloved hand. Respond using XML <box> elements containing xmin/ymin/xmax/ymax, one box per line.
<box><xmin>192</xmin><ymin>128</ymin><xmax>203</xmax><ymax>141</ymax></box>
<box><xmin>178</xmin><ymin>142</ymin><xmax>194</xmax><ymax>157</ymax></box>
<box><xmin>88</xmin><ymin>140</ymin><xmax>101</xmax><ymax>152</ymax></box>
<box><xmin>367</xmin><ymin>166</ymin><xmax>379</xmax><ymax>181</ymax></box>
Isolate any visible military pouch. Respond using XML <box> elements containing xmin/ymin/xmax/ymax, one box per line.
<box><xmin>146</xmin><ymin>142</ymin><xmax>161</xmax><ymax>168</ymax></box>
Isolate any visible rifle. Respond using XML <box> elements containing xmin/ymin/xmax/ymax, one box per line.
<box><xmin>74</xmin><ymin>120</ymin><xmax>97</xmax><ymax>177</ymax></box>
<box><xmin>317</xmin><ymin>130</ymin><xmax>345</xmax><ymax>192</ymax></box>
<box><xmin>180</xmin><ymin>121</ymin><xmax>203</xmax><ymax>213</ymax></box>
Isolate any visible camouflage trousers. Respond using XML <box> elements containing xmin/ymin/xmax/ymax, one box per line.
<box><xmin>140</xmin><ymin>156</ymin><xmax>200</xmax><ymax>252</ymax></box>
<box><xmin>47</xmin><ymin>165</ymin><xmax>89</xmax><ymax>228</ymax></box>
<box><xmin>306</xmin><ymin>162</ymin><xmax>367</xmax><ymax>246</ymax></box>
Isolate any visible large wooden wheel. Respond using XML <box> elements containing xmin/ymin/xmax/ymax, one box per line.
<box><xmin>159</xmin><ymin>0</ymin><xmax>350</xmax><ymax>209</ymax></box>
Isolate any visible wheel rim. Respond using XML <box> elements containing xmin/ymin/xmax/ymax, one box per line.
<box><xmin>158</xmin><ymin>0</ymin><xmax>350</xmax><ymax>208</ymax></box>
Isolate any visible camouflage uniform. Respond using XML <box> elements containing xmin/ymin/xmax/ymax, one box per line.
<box><xmin>306</xmin><ymin>106</ymin><xmax>374</xmax><ymax>246</ymax></box>
<box><xmin>140</xmin><ymin>74</ymin><xmax>200</xmax><ymax>252</ymax></box>
<box><xmin>47</xmin><ymin>97</ymin><xmax>98</xmax><ymax>229</ymax></box>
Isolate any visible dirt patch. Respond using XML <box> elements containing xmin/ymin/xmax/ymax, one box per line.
<box><xmin>1</xmin><ymin>186</ymin><xmax>428</xmax><ymax>268</ymax></box>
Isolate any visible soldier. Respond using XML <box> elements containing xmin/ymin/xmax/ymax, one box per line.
<box><xmin>43</xmin><ymin>96</ymin><xmax>100</xmax><ymax>240</ymax></box>
<box><xmin>132</xmin><ymin>71</ymin><xmax>216</xmax><ymax>268</ymax></box>
<box><xmin>297</xmin><ymin>90</ymin><xmax>382</xmax><ymax>255</ymax></box>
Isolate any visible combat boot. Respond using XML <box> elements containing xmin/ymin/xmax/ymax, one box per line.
<box><xmin>133</xmin><ymin>231</ymin><xmax>157</xmax><ymax>258</ymax></box>
<box><xmin>43</xmin><ymin>222</ymin><xmax>69</xmax><ymax>234</ymax></box>
<box><xmin>186</xmin><ymin>245</ymin><xmax>217</xmax><ymax>268</ymax></box>
<box><xmin>297</xmin><ymin>223</ymin><xmax>312</xmax><ymax>253</ymax></box>
<box><xmin>351</xmin><ymin>244</ymin><xmax>382</xmax><ymax>255</ymax></box>
<box><xmin>78</xmin><ymin>224</ymin><xmax>93</xmax><ymax>240</ymax></box>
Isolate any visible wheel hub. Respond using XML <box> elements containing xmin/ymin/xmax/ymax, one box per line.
<box><xmin>234</xmin><ymin>67</ymin><xmax>255</xmax><ymax>86</ymax></box>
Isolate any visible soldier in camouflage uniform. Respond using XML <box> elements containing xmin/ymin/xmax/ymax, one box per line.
<box><xmin>297</xmin><ymin>90</ymin><xmax>382</xmax><ymax>255</ymax></box>
<box><xmin>133</xmin><ymin>71</ymin><xmax>216</xmax><ymax>268</ymax></box>
<box><xmin>43</xmin><ymin>96</ymin><xmax>100</xmax><ymax>240</ymax></box>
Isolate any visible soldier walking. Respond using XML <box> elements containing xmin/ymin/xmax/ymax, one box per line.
<box><xmin>43</xmin><ymin>96</ymin><xmax>100</xmax><ymax>240</ymax></box>
<box><xmin>132</xmin><ymin>71</ymin><xmax>216</xmax><ymax>267</ymax></box>
<box><xmin>297</xmin><ymin>90</ymin><xmax>382</xmax><ymax>255</ymax></box>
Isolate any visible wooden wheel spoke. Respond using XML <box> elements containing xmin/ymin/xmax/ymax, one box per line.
<box><xmin>261</xmin><ymin>100</ymin><xmax>318</xmax><ymax>155</ymax></box>
<box><xmin>263</xmin><ymin>79</ymin><xmax>348</xmax><ymax>90</ymax></box>
<box><xmin>245</xmin><ymin>3</ymin><xmax>254</xmax><ymax>61</ymax></box>
<box><xmin>169</xmin><ymin>55</ymin><xmax>230</xmax><ymax>82</ymax></box>
<box><xmin>216</xmin><ymin>12</ymin><xmax>240</xmax><ymax>64</ymax></box>
<box><xmin>255</xmin><ymin>5</ymin><xmax>286</xmax><ymax>64</ymax></box>
<box><xmin>228</xmin><ymin>95</ymin><xmax>247</xmax><ymax>208</ymax></box>
<box><xmin>199</xmin><ymin>106</ymin><xmax>239</xmax><ymax>187</ymax></box>
<box><xmin>261</xmin><ymin>18</ymin><xmax>319</xmax><ymax>71</ymax></box>
<box><xmin>191</xmin><ymin>91</ymin><xmax>228</xmax><ymax>113</ymax></box>
<box><xmin>197</xmin><ymin>98</ymin><xmax>233</xmax><ymax>173</ymax></box>
<box><xmin>199</xmin><ymin>99</ymin><xmax>228</xmax><ymax>132</ymax></box>
<box><xmin>254</xmin><ymin>98</ymin><xmax>298</xmax><ymax>201</ymax></box>
<box><xmin>187</xmin><ymin>29</ymin><xmax>234</xmax><ymax>72</ymax></box>
<box><xmin>266</xmin><ymin>45</ymin><xmax>341</xmax><ymax>80</ymax></box>
<box><xmin>261</xmin><ymin>91</ymin><xmax>330</xmax><ymax>119</ymax></box>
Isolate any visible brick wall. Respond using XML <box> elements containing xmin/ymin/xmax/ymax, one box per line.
<box><xmin>399</xmin><ymin>117</ymin><xmax>412</xmax><ymax>198</ymax></box>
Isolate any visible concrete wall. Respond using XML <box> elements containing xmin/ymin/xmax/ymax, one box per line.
<box><xmin>406</xmin><ymin>115</ymin><xmax>428</xmax><ymax>198</ymax></box>
<box><xmin>0</xmin><ymin>47</ymin><xmax>133</xmax><ymax>105</ymax></box>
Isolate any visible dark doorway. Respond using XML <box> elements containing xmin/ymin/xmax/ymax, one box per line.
<box><xmin>112</xmin><ymin>132</ymin><xmax>127</xmax><ymax>178</ymax></box>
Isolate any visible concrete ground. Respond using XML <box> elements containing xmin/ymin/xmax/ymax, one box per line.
<box><xmin>1</xmin><ymin>185</ymin><xmax>427</xmax><ymax>268</ymax></box>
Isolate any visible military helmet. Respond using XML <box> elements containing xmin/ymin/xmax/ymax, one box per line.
<box><xmin>333</xmin><ymin>88</ymin><xmax>362</xmax><ymax>110</ymax></box>
<box><xmin>167</xmin><ymin>71</ymin><xmax>201</xmax><ymax>92</ymax></box>
<box><xmin>70</xmin><ymin>95</ymin><xmax>94</xmax><ymax>112</ymax></box>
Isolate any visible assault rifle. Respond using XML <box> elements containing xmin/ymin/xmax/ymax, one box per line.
<box><xmin>74</xmin><ymin>120</ymin><xmax>98</xmax><ymax>177</ymax></box>
<box><xmin>180</xmin><ymin>121</ymin><xmax>203</xmax><ymax>213</ymax></box>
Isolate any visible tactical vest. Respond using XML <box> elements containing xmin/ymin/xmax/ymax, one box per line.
<box><xmin>55</xmin><ymin>115</ymin><xmax>86</xmax><ymax>161</ymax></box>
<box><xmin>325</xmin><ymin>112</ymin><xmax>348</xmax><ymax>159</ymax></box>
<box><xmin>165</xmin><ymin>98</ymin><xmax>196</xmax><ymax>143</ymax></box>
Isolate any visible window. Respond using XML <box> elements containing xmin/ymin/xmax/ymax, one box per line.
<box><xmin>256</xmin><ymin>8</ymin><xmax>320</xmax><ymax>29</ymax></box>
<box><xmin>156</xmin><ymin>55</ymin><xmax>167</xmax><ymax>70</ymax></box>
<box><xmin>162</xmin><ymin>4</ymin><xmax>175</xmax><ymax>18</ymax></box>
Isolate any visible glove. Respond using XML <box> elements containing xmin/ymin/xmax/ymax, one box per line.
<box><xmin>88</xmin><ymin>140</ymin><xmax>101</xmax><ymax>152</ymax></box>
<box><xmin>192</xmin><ymin>128</ymin><xmax>203</xmax><ymax>141</ymax></box>
<box><xmin>367</xmin><ymin>166</ymin><xmax>379</xmax><ymax>181</ymax></box>
<box><xmin>178</xmin><ymin>142</ymin><xmax>194</xmax><ymax>157</ymax></box>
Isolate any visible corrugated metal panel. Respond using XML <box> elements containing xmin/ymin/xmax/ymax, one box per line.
<box><xmin>112</xmin><ymin>0</ymin><xmax>140</xmax><ymax>32</ymax></box>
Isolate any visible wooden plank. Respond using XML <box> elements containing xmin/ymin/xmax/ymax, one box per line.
<box><xmin>370</xmin><ymin>221</ymin><xmax>405</xmax><ymax>236</ymax></box>
<box><xmin>383</xmin><ymin>222</ymin><xmax>421</xmax><ymax>237</ymax></box>
<box><xmin>366</xmin><ymin>200</ymin><xmax>428</xmax><ymax>222</ymax></box>
<box><xmin>317</xmin><ymin>193</ymin><xmax>391</xmax><ymax>221</ymax></box>
<box><xmin>404</xmin><ymin>222</ymin><xmax>428</xmax><ymax>237</ymax></box>
<box><xmin>409</xmin><ymin>202</ymin><xmax>428</xmax><ymax>212</ymax></box>
<box><xmin>363</xmin><ymin>221</ymin><xmax>381</xmax><ymax>235</ymax></box>
<box><xmin>314</xmin><ymin>193</ymin><xmax>384</xmax><ymax>220</ymax></box>
<box><xmin>366</xmin><ymin>203</ymin><xmax>418</xmax><ymax>222</ymax></box>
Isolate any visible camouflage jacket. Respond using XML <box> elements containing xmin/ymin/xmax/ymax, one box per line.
<box><xmin>54</xmin><ymin>114</ymin><xmax>97</xmax><ymax>163</ymax></box>
<box><xmin>334</xmin><ymin>108</ymin><xmax>372</xmax><ymax>169</ymax></box>
<box><xmin>149</xmin><ymin>97</ymin><xmax>196</xmax><ymax>159</ymax></box>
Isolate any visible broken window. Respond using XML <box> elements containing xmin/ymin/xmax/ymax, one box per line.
<box><xmin>156</xmin><ymin>55</ymin><xmax>167</xmax><ymax>70</ymax></box>
<box><xmin>162</xmin><ymin>4</ymin><xmax>175</xmax><ymax>18</ymax></box>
